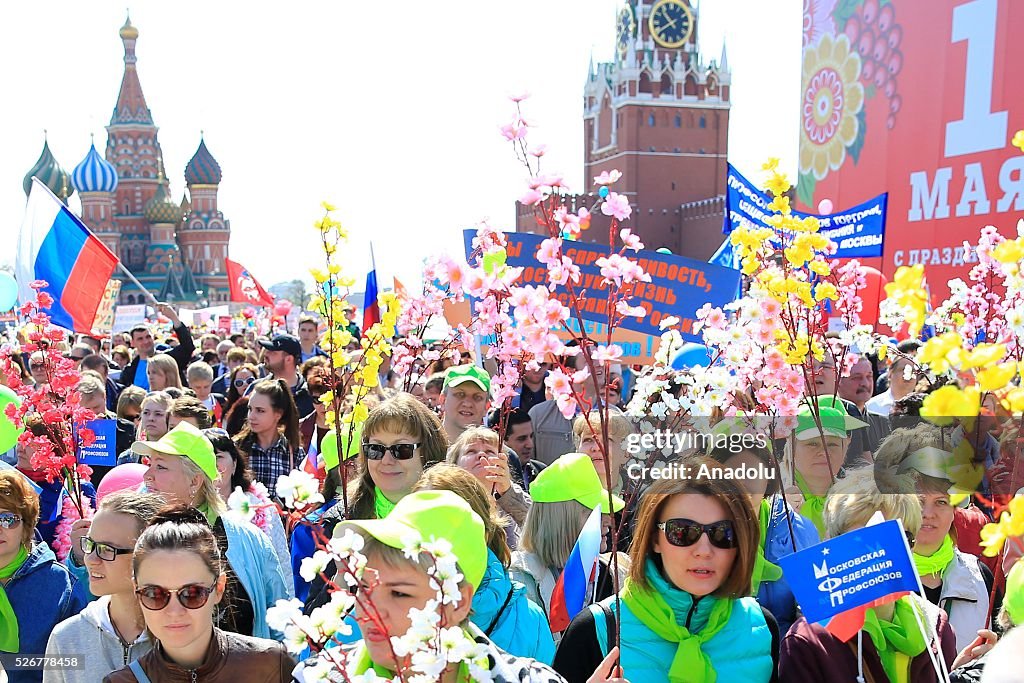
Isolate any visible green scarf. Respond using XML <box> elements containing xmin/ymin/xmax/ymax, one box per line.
<box><xmin>199</xmin><ymin>502</ymin><xmax>219</xmax><ymax>526</ymax></box>
<box><xmin>621</xmin><ymin>576</ymin><xmax>734</xmax><ymax>683</ymax></box>
<box><xmin>350</xmin><ymin>639</ymin><xmax>474</xmax><ymax>681</ymax></box>
<box><xmin>751</xmin><ymin>500</ymin><xmax>783</xmax><ymax>596</ymax></box>
<box><xmin>0</xmin><ymin>545</ymin><xmax>29</xmax><ymax>652</ymax></box>
<box><xmin>862</xmin><ymin>598</ymin><xmax>927</xmax><ymax>683</ymax></box>
<box><xmin>913</xmin><ymin>535</ymin><xmax>955</xmax><ymax>578</ymax></box>
<box><xmin>794</xmin><ymin>470</ymin><xmax>827</xmax><ymax>536</ymax></box>
<box><xmin>374</xmin><ymin>487</ymin><xmax>397</xmax><ymax>519</ymax></box>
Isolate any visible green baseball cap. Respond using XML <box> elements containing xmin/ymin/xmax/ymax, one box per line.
<box><xmin>321</xmin><ymin>424</ymin><xmax>362</xmax><ymax>471</ymax></box>
<box><xmin>132</xmin><ymin>421</ymin><xmax>218</xmax><ymax>483</ymax></box>
<box><xmin>340</xmin><ymin>490</ymin><xmax>487</xmax><ymax>589</ymax></box>
<box><xmin>530</xmin><ymin>452</ymin><xmax>625</xmax><ymax>513</ymax></box>
<box><xmin>443</xmin><ymin>364</ymin><xmax>491</xmax><ymax>393</ymax></box>
<box><xmin>1006</xmin><ymin>559</ymin><xmax>1024</xmax><ymax>627</ymax></box>
<box><xmin>794</xmin><ymin>397</ymin><xmax>868</xmax><ymax>441</ymax></box>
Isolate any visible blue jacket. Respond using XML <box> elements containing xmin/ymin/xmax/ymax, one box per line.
<box><xmin>26</xmin><ymin>477</ymin><xmax>96</xmax><ymax>550</ymax></box>
<box><xmin>290</xmin><ymin>498</ymin><xmax>340</xmax><ymax>602</ymax></box>
<box><xmin>471</xmin><ymin>549</ymin><xmax>556</xmax><ymax>665</ymax></box>
<box><xmin>6</xmin><ymin>542</ymin><xmax>89</xmax><ymax>683</ymax></box>
<box><xmin>759</xmin><ymin>494</ymin><xmax>820</xmax><ymax>636</ymax></box>
<box><xmin>589</xmin><ymin>562</ymin><xmax>774</xmax><ymax>683</ymax></box>
<box><xmin>221</xmin><ymin>514</ymin><xmax>290</xmax><ymax>639</ymax></box>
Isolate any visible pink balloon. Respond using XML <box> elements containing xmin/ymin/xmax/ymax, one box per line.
<box><xmin>273</xmin><ymin>299</ymin><xmax>293</xmax><ymax>316</ymax></box>
<box><xmin>242</xmin><ymin>306</ymin><xmax>256</xmax><ymax>319</ymax></box>
<box><xmin>817</xmin><ymin>198</ymin><xmax>834</xmax><ymax>214</ymax></box>
<box><xmin>96</xmin><ymin>463</ymin><xmax>148</xmax><ymax>503</ymax></box>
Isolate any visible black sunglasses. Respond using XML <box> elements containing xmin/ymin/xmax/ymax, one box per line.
<box><xmin>136</xmin><ymin>583</ymin><xmax>218</xmax><ymax>610</ymax></box>
<box><xmin>81</xmin><ymin>536</ymin><xmax>134</xmax><ymax>562</ymax></box>
<box><xmin>657</xmin><ymin>518</ymin><xmax>738</xmax><ymax>550</ymax></box>
<box><xmin>362</xmin><ymin>443</ymin><xmax>420</xmax><ymax>460</ymax></box>
<box><xmin>233</xmin><ymin>376</ymin><xmax>256</xmax><ymax>388</ymax></box>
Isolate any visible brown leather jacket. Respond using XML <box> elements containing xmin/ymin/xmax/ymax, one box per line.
<box><xmin>103</xmin><ymin>628</ymin><xmax>295</xmax><ymax>682</ymax></box>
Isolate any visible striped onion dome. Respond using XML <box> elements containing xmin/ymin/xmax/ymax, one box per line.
<box><xmin>23</xmin><ymin>139</ymin><xmax>73</xmax><ymax>199</ymax></box>
<box><xmin>144</xmin><ymin>181</ymin><xmax>182</xmax><ymax>224</ymax></box>
<box><xmin>184</xmin><ymin>138</ymin><xmax>222</xmax><ymax>185</ymax></box>
<box><xmin>72</xmin><ymin>142</ymin><xmax>119</xmax><ymax>194</ymax></box>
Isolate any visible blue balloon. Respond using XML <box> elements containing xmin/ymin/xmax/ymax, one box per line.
<box><xmin>671</xmin><ymin>343</ymin><xmax>714</xmax><ymax>370</ymax></box>
<box><xmin>598</xmin><ymin>186</ymin><xmax>610</xmax><ymax>198</ymax></box>
<box><xmin>0</xmin><ymin>272</ymin><xmax>17</xmax><ymax>312</ymax></box>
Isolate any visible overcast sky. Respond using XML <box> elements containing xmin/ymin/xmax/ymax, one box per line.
<box><xmin>0</xmin><ymin>0</ymin><xmax>802</xmax><ymax>291</ymax></box>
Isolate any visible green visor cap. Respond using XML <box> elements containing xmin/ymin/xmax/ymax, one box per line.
<box><xmin>339</xmin><ymin>490</ymin><xmax>487</xmax><ymax>590</ymax></box>
<box><xmin>321</xmin><ymin>424</ymin><xmax>362</xmax><ymax>471</ymax></box>
<box><xmin>529</xmin><ymin>452</ymin><xmax>625</xmax><ymax>513</ymax></box>
<box><xmin>794</xmin><ymin>396</ymin><xmax>868</xmax><ymax>440</ymax></box>
<box><xmin>131</xmin><ymin>421</ymin><xmax>218</xmax><ymax>483</ymax></box>
<box><xmin>443</xmin><ymin>364</ymin><xmax>491</xmax><ymax>393</ymax></box>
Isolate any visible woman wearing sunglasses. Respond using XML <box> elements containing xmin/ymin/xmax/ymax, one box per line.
<box><xmin>553</xmin><ymin>458</ymin><xmax>779</xmax><ymax>683</ymax></box>
<box><xmin>0</xmin><ymin>469</ymin><xmax>88</xmax><ymax>683</ymax></box>
<box><xmin>135</xmin><ymin>421</ymin><xmax>290</xmax><ymax>639</ymax></box>
<box><xmin>103</xmin><ymin>505</ymin><xmax>294</xmax><ymax>682</ymax></box>
<box><xmin>44</xmin><ymin>492</ymin><xmax>165</xmax><ymax>683</ymax></box>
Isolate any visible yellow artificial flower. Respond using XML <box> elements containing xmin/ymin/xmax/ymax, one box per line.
<box><xmin>324</xmin><ymin>243</ymin><xmax>337</xmax><ymax>255</ymax></box>
<box><xmin>764</xmin><ymin>171</ymin><xmax>791</xmax><ymax>197</ymax></box>
<box><xmin>884</xmin><ymin>264</ymin><xmax>929</xmax><ymax>337</ymax></box>
<box><xmin>814</xmin><ymin>282</ymin><xmax>839</xmax><ymax>302</ymax></box>
<box><xmin>980</xmin><ymin>518</ymin><xmax>1008</xmax><ymax>557</ymax></box>
<box><xmin>352</xmin><ymin>402</ymin><xmax>370</xmax><ymax>424</ymax></box>
<box><xmin>762</xmin><ymin>158</ymin><xmax>780</xmax><ymax>172</ymax></box>
<box><xmin>976</xmin><ymin>362</ymin><xmax>1017</xmax><ymax>392</ymax></box>
<box><xmin>1013</xmin><ymin>130</ymin><xmax>1024</xmax><ymax>153</ymax></box>
<box><xmin>962</xmin><ymin>343</ymin><xmax>1006</xmax><ymax>370</ymax></box>
<box><xmin>809</xmin><ymin>260</ymin><xmax>832</xmax><ymax>277</ymax></box>
<box><xmin>992</xmin><ymin>238</ymin><xmax>1024</xmax><ymax>264</ymax></box>
<box><xmin>310</xmin><ymin>268</ymin><xmax>330</xmax><ymax>284</ymax></box>
<box><xmin>920</xmin><ymin>385</ymin><xmax>980</xmax><ymax>426</ymax></box>
<box><xmin>768</xmin><ymin>195</ymin><xmax>791</xmax><ymax>215</ymax></box>
<box><xmin>321</xmin><ymin>200</ymin><xmax>337</xmax><ymax>212</ymax></box>
<box><xmin>1000</xmin><ymin>386</ymin><xmax>1024</xmax><ymax>413</ymax></box>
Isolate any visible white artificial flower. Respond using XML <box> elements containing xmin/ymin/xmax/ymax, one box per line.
<box><xmin>410</xmin><ymin>650</ymin><xmax>447</xmax><ymax>679</ymax></box>
<box><xmin>327</xmin><ymin>528</ymin><xmax>365</xmax><ymax>557</ymax></box>
<box><xmin>226</xmin><ymin>486</ymin><xmax>253</xmax><ymax>520</ymax></box>
<box><xmin>276</xmin><ymin>470</ymin><xmax>325</xmax><ymax>509</ymax></box>
<box><xmin>265</xmin><ymin>598</ymin><xmax>304</xmax><ymax>632</ymax></box>
<box><xmin>300</xmin><ymin>550</ymin><xmax>333</xmax><ymax>583</ymax></box>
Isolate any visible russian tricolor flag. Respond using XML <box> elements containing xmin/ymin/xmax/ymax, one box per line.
<box><xmin>363</xmin><ymin>242</ymin><xmax>380</xmax><ymax>333</ymax></box>
<box><xmin>549</xmin><ymin>506</ymin><xmax>602</xmax><ymax>633</ymax></box>
<box><xmin>17</xmin><ymin>179</ymin><xmax>118</xmax><ymax>332</ymax></box>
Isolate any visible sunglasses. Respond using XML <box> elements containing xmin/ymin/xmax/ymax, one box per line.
<box><xmin>136</xmin><ymin>583</ymin><xmax>218</xmax><ymax>610</ymax></box>
<box><xmin>362</xmin><ymin>443</ymin><xmax>420</xmax><ymax>460</ymax></box>
<box><xmin>81</xmin><ymin>536</ymin><xmax>134</xmax><ymax>562</ymax></box>
<box><xmin>233</xmin><ymin>376</ymin><xmax>256</xmax><ymax>388</ymax></box>
<box><xmin>0</xmin><ymin>512</ymin><xmax>22</xmax><ymax>530</ymax></box>
<box><xmin>203</xmin><ymin>428</ymin><xmax>229</xmax><ymax>438</ymax></box>
<box><xmin>30</xmin><ymin>363</ymin><xmax>46</xmax><ymax>370</ymax></box>
<box><xmin>657</xmin><ymin>518</ymin><xmax>738</xmax><ymax>550</ymax></box>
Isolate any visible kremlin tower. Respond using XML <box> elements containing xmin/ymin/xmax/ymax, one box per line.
<box><xmin>22</xmin><ymin>15</ymin><xmax>233</xmax><ymax>306</ymax></box>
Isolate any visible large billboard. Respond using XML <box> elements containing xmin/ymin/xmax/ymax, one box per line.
<box><xmin>797</xmin><ymin>0</ymin><xmax>1023</xmax><ymax>297</ymax></box>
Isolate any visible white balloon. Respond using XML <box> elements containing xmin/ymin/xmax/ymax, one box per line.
<box><xmin>817</xmin><ymin>198</ymin><xmax>834</xmax><ymax>214</ymax></box>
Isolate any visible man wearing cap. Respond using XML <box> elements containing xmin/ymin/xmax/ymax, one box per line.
<box><xmin>119</xmin><ymin>302</ymin><xmax>195</xmax><ymax>390</ymax></box>
<box><xmin>441</xmin><ymin>365</ymin><xmax>493</xmax><ymax>443</ymax></box>
<box><xmin>806</xmin><ymin>355</ymin><xmax>875</xmax><ymax>466</ymax></box>
<box><xmin>258</xmin><ymin>333</ymin><xmax>314</xmax><ymax>418</ymax></box>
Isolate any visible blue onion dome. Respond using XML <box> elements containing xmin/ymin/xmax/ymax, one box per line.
<box><xmin>23</xmin><ymin>138</ymin><xmax>73</xmax><ymax>199</ymax></box>
<box><xmin>184</xmin><ymin>138</ymin><xmax>222</xmax><ymax>185</ymax></box>
<box><xmin>144</xmin><ymin>180</ymin><xmax>182</xmax><ymax>224</ymax></box>
<box><xmin>72</xmin><ymin>142</ymin><xmax>118</xmax><ymax>194</ymax></box>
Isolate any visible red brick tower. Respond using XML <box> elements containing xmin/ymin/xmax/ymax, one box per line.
<box><xmin>181</xmin><ymin>137</ymin><xmax>231</xmax><ymax>303</ymax></box>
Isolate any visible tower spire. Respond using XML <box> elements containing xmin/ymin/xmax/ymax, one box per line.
<box><xmin>111</xmin><ymin>14</ymin><xmax>153</xmax><ymax>125</ymax></box>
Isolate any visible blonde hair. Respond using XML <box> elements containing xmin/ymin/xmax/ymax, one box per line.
<box><xmin>148</xmin><ymin>354</ymin><xmax>182</xmax><ymax>389</ymax></box>
<box><xmin>180</xmin><ymin>456</ymin><xmax>226</xmax><ymax>515</ymax></box>
<box><xmin>572</xmin><ymin>411</ymin><xmax>635</xmax><ymax>450</ymax></box>
<box><xmin>520</xmin><ymin>499</ymin><xmax>590</xmax><ymax>570</ymax></box>
<box><xmin>823</xmin><ymin>467</ymin><xmax>921</xmax><ymax>539</ymax></box>
<box><xmin>446</xmin><ymin>426</ymin><xmax>501</xmax><ymax>465</ymax></box>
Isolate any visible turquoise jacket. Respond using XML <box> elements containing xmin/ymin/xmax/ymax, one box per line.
<box><xmin>760</xmin><ymin>494</ymin><xmax>820</xmax><ymax>636</ymax></box>
<box><xmin>471</xmin><ymin>549</ymin><xmax>556</xmax><ymax>665</ymax></box>
<box><xmin>221</xmin><ymin>514</ymin><xmax>290</xmax><ymax>639</ymax></box>
<box><xmin>589</xmin><ymin>562</ymin><xmax>773</xmax><ymax>683</ymax></box>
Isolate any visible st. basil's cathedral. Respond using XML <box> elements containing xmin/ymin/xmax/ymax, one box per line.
<box><xmin>20</xmin><ymin>16</ymin><xmax>232</xmax><ymax>306</ymax></box>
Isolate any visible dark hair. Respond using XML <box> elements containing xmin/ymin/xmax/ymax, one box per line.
<box><xmin>890</xmin><ymin>392</ymin><xmax>927</xmax><ymax>429</ymax></box>
<box><xmin>706</xmin><ymin>441</ymin><xmax>779</xmax><ymax>496</ymax></box>
<box><xmin>300</xmin><ymin>356</ymin><xmax>328</xmax><ymax>381</ymax></box>
<box><xmin>505</xmin><ymin>408</ymin><xmax>532</xmax><ymax>430</ymax></box>
<box><xmin>201</xmin><ymin>351</ymin><xmax>218</xmax><ymax>365</ymax></box>
<box><xmin>171</xmin><ymin>396</ymin><xmax>212</xmax><ymax>429</ymax></box>
<box><xmin>424</xmin><ymin>372</ymin><xmax>447</xmax><ymax>393</ymax></box>
<box><xmin>298</xmin><ymin>315</ymin><xmax>318</xmax><ymax>328</ymax></box>
<box><xmin>223</xmin><ymin>395</ymin><xmax>250</xmax><ymax>437</ymax></box>
<box><xmin>80</xmin><ymin>354</ymin><xmax>108</xmax><ymax>374</ymax></box>
<box><xmin>226</xmin><ymin>363</ymin><xmax>259</xmax><ymax>408</ymax></box>
<box><xmin>235</xmin><ymin>379</ymin><xmax>301</xmax><ymax>454</ymax></box>
<box><xmin>130</xmin><ymin>325</ymin><xmax>150</xmax><ymax>339</ymax></box>
<box><xmin>133</xmin><ymin>504</ymin><xmax>223</xmax><ymax>580</ymax></box>
<box><xmin>896</xmin><ymin>339</ymin><xmax>922</xmax><ymax>355</ymax></box>
<box><xmin>205</xmin><ymin>430</ymin><xmax>253</xmax><ymax>492</ymax></box>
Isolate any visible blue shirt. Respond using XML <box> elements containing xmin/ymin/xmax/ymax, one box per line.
<box><xmin>133</xmin><ymin>359</ymin><xmax>150</xmax><ymax>390</ymax></box>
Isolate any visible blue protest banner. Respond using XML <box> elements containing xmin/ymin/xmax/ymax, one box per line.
<box><xmin>80</xmin><ymin>419</ymin><xmax>117</xmax><ymax>467</ymax></box>
<box><xmin>777</xmin><ymin>519</ymin><xmax>919</xmax><ymax>624</ymax></box>
<box><xmin>464</xmin><ymin>230</ymin><xmax>741</xmax><ymax>341</ymax></box>
<box><xmin>724</xmin><ymin>163</ymin><xmax>888</xmax><ymax>259</ymax></box>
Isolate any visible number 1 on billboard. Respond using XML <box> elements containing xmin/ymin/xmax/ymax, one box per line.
<box><xmin>945</xmin><ymin>0</ymin><xmax>1008</xmax><ymax>158</ymax></box>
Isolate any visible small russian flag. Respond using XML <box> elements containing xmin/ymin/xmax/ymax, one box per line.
<box><xmin>17</xmin><ymin>178</ymin><xmax>119</xmax><ymax>332</ymax></box>
<box><xmin>549</xmin><ymin>506</ymin><xmax>603</xmax><ymax>633</ymax></box>
<box><xmin>302</xmin><ymin>436</ymin><xmax>324</xmax><ymax>480</ymax></box>
<box><xmin>363</xmin><ymin>243</ymin><xmax>380</xmax><ymax>333</ymax></box>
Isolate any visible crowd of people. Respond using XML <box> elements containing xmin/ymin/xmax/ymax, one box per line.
<box><xmin>0</xmin><ymin>306</ymin><xmax>1022</xmax><ymax>682</ymax></box>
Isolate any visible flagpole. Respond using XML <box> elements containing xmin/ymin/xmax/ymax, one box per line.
<box><xmin>897</xmin><ymin>518</ymin><xmax>951</xmax><ymax>683</ymax></box>
<box><xmin>27</xmin><ymin>177</ymin><xmax>161</xmax><ymax>307</ymax></box>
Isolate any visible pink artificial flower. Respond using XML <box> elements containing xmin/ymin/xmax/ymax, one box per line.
<box><xmin>555</xmin><ymin>393</ymin><xmax>578</xmax><ymax>419</ymax></box>
<box><xmin>445</xmin><ymin>260</ymin><xmax>466</xmax><ymax>291</ymax></box>
<box><xmin>537</xmin><ymin>172</ymin><xmax>566</xmax><ymax>189</ymax></box>
<box><xmin>764</xmin><ymin>349</ymin><xmax>786</xmax><ymax>374</ymax></box>
<box><xmin>594</xmin><ymin>170</ymin><xmax>623</xmax><ymax>186</ymax></box>
<box><xmin>601</xmin><ymin>192</ymin><xmax>632</xmax><ymax>221</ymax></box>
<box><xmin>761</xmin><ymin>299</ymin><xmax>783</xmax><ymax>318</ymax></box>
<box><xmin>508</xmin><ymin>91</ymin><xmax>531</xmax><ymax>102</ymax></box>
<box><xmin>619</xmin><ymin>228</ymin><xmax>642</xmax><ymax>251</ymax></box>
<box><xmin>704</xmin><ymin>308</ymin><xmax>727</xmax><ymax>330</ymax></box>
<box><xmin>616</xmin><ymin>300</ymin><xmax>647</xmax><ymax>318</ymax></box>
<box><xmin>500</xmin><ymin>119</ymin><xmax>528</xmax><ymax>141</ymax></box>
<box><xmin>529</xmin><ymin>144</ymin><xmax>547</xmax><ymax>157</ymax></box>
<box><xmin>30</xmin><ymin>280</ymin><xmax>48</xmax><ymax>290</ymax></box>
<box><xmin>545</xmin><ymin>368</ymin><xmax>572</xmax><ymax>397</ymax></box>
<box><xmin>540</xmin><ymin>299</ymin><xmax>569</xmax><ymax>328</ymax></box>
<box><xmin>520</xmin><ymin>188</ymin><xmax>544</xmax><ymax>206</ymax></box>
<box><xmin>592</xmin><ymin>344</ymin><xmax>624</xmax><ymax>363</ymax></box>
<box><xmin>536</xmin><ymin>238</ymin><xmax>561</xmax><ymax>265</ymax></box>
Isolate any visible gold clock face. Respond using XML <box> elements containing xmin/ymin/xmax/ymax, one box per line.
<box><xmin>648</xmin><ymin>0</ymin><xmax>694</xmax><ymax>49</ymax></box>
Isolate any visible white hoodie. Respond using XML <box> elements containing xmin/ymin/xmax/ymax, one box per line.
<box><xmin>43</xmin><ymin>595</ymin><xmax>151</xmax><ymax>683</ymax></box>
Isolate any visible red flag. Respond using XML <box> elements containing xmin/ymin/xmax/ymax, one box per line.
<box><xmin>225</xmin><ymin>258</ymin><xmax>275</xmax><ymax>307</ymax></box>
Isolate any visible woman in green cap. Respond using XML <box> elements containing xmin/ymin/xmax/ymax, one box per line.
<box><xmin>509</xmin><ymin>452</ymin><xmax>628</xmax><ymax>635</ymax></box>
<box><xmin>135</xmin><ymin>421</ymin><xmax>290</xmax><ymax>638</ymax></box>
<box><xmin>553</xmin><ymin>457</ymin><xmax>778</xmax><ymax>683</ymax></box>
<box><xmin>304</xmin><ymin>489</ymin><xmax>567</xmax><ymax>682</ymax></box>
<box><xmin>781</xmin><ymin>399</ymin><xmax>867</xmax><ymax>536</ymax></box>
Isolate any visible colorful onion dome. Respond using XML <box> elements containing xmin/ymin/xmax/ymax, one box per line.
<box><xmin>119</xmin><ymin>15</ymin><xmax>138</xmax><ymax>41</ymax></box>
<box><xmin>72</xmin><ymin>142</ymin><xmax>118</xmax><ymax>194</ymax></box>
<box><xmin>145</xmin><ymin>181</ymin><xmax>182</xmax><ymax>224</ymax></box>
<box><xmin>184</xmin><ymin>138</ymin><xmax>222</xmax><ymax>185</ymax></box>
<box><xmin>23</xmin><ymin>138</ymin><xmax>73</xmax><ymax>199</ymax></box>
